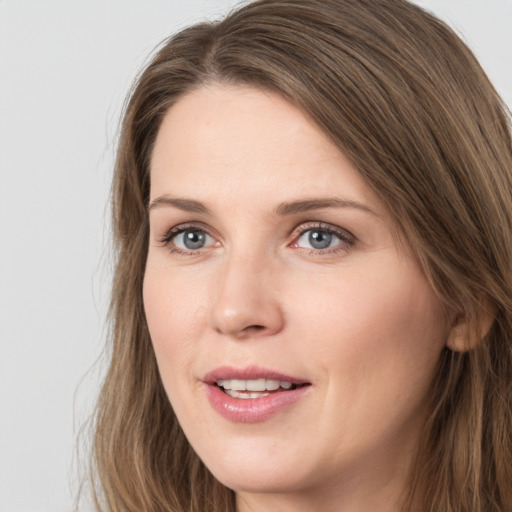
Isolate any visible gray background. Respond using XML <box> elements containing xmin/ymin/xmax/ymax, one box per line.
<box><xmin>0</xmin><ymin>1</ymin><xmax>511</xmax><ymax>511</ymax></box>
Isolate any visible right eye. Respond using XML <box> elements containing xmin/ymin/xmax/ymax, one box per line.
<box><xmin>159</xmin><ymin>225</ymin><xmax>217</xmax><ymax>254</ymax></box>
<box><xmin>174</xmin><ymin>229</ymin><xmax>213</xmax><ymax>250</ymax></box>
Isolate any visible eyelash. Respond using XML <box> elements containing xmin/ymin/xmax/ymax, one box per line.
<box><xmin>157</xmin><ymin>223</ymin><xmax>212</xmax><ymax>257</ymax></box>
<box><xmin>291</xmin><ymin>222</ymin><xmax>355</xmax><ymax>255</ymax></box>
<box><xmin>157</xmin><ymin>221</ymin><xmax>356</xmax><ymax>257</ymax></box>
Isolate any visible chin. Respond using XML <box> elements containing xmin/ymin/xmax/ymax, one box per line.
<box><xmin>196</xmin><ymin>440</ymin><xmax>311</xmax><ymax>494</ymax></box>
<box><xmin>210</xmin><ymin>464</ymin><xmax>306</xmax><ymax>494</ymax></box>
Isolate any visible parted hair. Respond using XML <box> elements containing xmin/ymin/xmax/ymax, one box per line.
<box><xmin>90</xmin><ymin>1</ymin><xmax>512</xmax><ymax>510</ymax></box>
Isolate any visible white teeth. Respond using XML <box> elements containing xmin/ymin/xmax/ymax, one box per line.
<box><xmin>225</xmin><ymin>389</ymin><xmax>270</xmax><ymax>399</ymax></box>
<box><xmin>246</xmin><ymin>378</ymin><xmax>266</xmax><ymax>391</ymax></box>
<box><xmin>218</xmin><ymin>379</ymin><xmax>231</xmax><ymax>390</ymax></box>
<box><xmin>231</xmin><ymin>379</ymin><xmax>246</xmax><ymax>390</ymax></box>
<box><xmin>265</xmin><ymin>379</ymin><xmax>280</xmax><ymax>390</ymax></box>
<box><xmin>250</xmin><ymin>392</ymin><xmax>268</xmax><ymax>399</ymax></box>
<box><xmin>216</xmin><ymin>379</ymin><xmax>294</xmax><ymax>391</ymax></box>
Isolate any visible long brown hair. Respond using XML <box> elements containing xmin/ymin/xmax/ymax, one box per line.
<box><xmin>90</xmin><ymin>1</ymin><xmax>512</xmax><ymax>510</ymax></box>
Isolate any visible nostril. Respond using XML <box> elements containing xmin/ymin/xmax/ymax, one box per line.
<box><xmin>237</xmin><ymin>324</ymin><xmax>267</xmax><ymax>337</ymax></box>
<box><xmin>246</xmin><ymin>325</ymin><xmax>265</xmax><ymax>332</ymax></box>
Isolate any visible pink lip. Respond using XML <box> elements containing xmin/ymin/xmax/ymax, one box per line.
<box><xmin>202</xmin><ymin>366</ymin><xmax>311</xmax><ymax>423</ymax></box>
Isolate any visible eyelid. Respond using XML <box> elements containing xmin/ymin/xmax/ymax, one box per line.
<box><xmin>289</xmin><ymin>221</ymin><xmax>356</xmax><ymax>253</ymax></box>
<box><xmin>157</xmin><ymin>220</ymin><xmax>211</xmax><ymax>240</ymax></box>
<box><xmin>157</xmin><ymin>222</ymin><xmax>219</xmax><ymax>254</ymax></box>
<box><xmin>290</xmin><ymin>221</ymin><xmax>355</xmax><ymax>241</ymax></box>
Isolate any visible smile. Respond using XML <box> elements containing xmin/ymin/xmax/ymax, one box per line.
<box><xmin>203</xmin><ymin>367</ymin><xmax>311</xmax><ymax>422</ymax></box>
<box><xmin>216</xmin><ymin>378</ymin><xmax>295</xmax><ymax>398</ymax></box>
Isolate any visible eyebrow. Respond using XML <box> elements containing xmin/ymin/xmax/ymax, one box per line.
<box><xmin>148</xmin><ymin>196</ymin><xmax>212</xmax><ymax>215</ymax></box>
<box><xmin>274</xmin><ymin>198</ymin><xmax>378</xmax><ymax>217</ymax></box>
<box><xmin>148</xmin><ymin>195</ymin><xmax>378</xmax><ymax>217</ymax></box>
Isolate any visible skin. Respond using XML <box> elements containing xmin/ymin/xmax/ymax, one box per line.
<box><xmin>144</xmin><ymin>85</ymin><xmax>451</xmax><ymax>512</ymax></box>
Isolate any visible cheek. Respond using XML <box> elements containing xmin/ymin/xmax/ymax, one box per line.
<box><xmin>142</xmin><ymin>263</ymin><xmax>208</xmax><ymax>384</ymax></box>
<box><xmin>288</xmin><ymin>255</ymin><xmax>447</xmax><ymax>404</ymax></box>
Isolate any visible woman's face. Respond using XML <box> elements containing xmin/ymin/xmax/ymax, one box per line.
<box><xmin>144</xmin><ymin>85</ymin><xmax>449</xmax><ymax>508</ymax></box>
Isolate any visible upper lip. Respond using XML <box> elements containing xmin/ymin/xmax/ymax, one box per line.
<box><xmin>202</xmin><ymin>365</ymin><xmax>309</xmax><ymax>385</ymax></box>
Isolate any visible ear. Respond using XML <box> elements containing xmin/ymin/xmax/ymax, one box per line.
<box><xmin>446</xmin><ymin>301</ymin><xmax>496</xmax><ymax>352</ymax></box>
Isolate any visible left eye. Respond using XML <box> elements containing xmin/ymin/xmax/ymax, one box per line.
<box><xmin>295</xmin><ymin>228</ymin><xmax>344</xmax><ymax>250</ymax></box>
<box><xmin>173</xmin><ymin>229</ymin><xmax>214</xmax><ymax>250</ymax></box>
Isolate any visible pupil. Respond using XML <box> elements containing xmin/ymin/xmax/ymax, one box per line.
<box><xmin>309</xmin><ymin>230</ymin><xmax>332</xmax><ymax>249</ymax></box>
<box><xmin>184</xmin><ymin>230</ymin><xmax>205</xmax><ymax>249</ymax></box>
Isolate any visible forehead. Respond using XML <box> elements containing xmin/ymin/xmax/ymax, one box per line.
<box><xmin>149</xmin><ymin>85</ymin><xmax>385</xmax><ymax>216</ymax></box>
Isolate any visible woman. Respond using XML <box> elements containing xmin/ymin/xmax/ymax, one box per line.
<box><xmin>90</xmin><ymin>0</ymin><xmax>512</xmax><ymax>510</ymax></box>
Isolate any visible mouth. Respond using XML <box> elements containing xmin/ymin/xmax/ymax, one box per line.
<box><xmin>215</xmin><ymin>378</ymin><xmax>305</xmax><ymax>399</ymax></box>
<box><xmin>202</xmin><ymin>366</ymin><xmax>311</xmax><ymax>422</ymax></box>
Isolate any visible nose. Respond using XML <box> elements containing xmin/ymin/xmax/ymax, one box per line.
<box><xmin>209</xmin><ymin>250</ymin><xmax>285</xmax><ymax>339</ymax></box>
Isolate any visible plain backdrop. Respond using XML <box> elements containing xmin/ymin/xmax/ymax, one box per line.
<box><xmin>0</xmin><ymin>1</ymin><xmax>511</xmax><ymax>511</ymax></box>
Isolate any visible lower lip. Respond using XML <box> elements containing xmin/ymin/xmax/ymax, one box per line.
<box><xmin>204</xmin><ymin>384</ymin><xmax>310</xmax><ymax>423</ymax></box>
